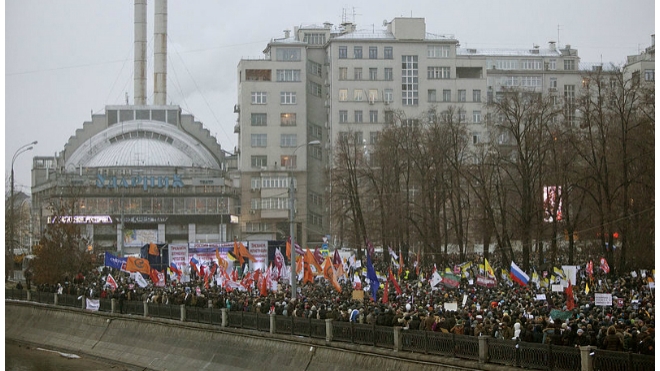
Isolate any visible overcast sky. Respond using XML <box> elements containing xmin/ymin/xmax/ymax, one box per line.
<box><xmin>4</xmin><ymin>0</ymin><xmax>655</xmax><ymax>192</ymax></box>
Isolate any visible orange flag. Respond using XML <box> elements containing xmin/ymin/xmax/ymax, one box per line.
<box><xmin>304</xmin><ymin>249</ymin><xmax>322</xmax><ymax>273</ymax></box>
<box><xmin>126</xmin><ymin>257</ymin><xmax>151</xmax><ymax>275</ymax></box>
<box><xmin>398</xmin><ymin>250</ymin><xmax>404</xmax><ymax>276</ymax></box>
<box><xmin>233</xmin><ymin>240</ymin><xmax>241</xmax><ymax>263</ymax></box>
<box><xmin>148</xmin><ymin>242</ymin><xmax>159</xmax><ymax>256</ymax></box>
<box><xmin>239</xmin><ymin>242</ymin><xmax>256</xmax><ymax>262</ymax></box>
<box><xmin>216</xmin><ymin>249</ymin><xmax>228</xmax><ymax>271</ymax></box>
<box><xmin>323</xmin><ymin>257</ymin><xmax>342</xmax><ymax>293</ymax></box>
<box><xmin>286</xmin><ymin>239</ymin><xmax>291</xmax><ymax>260</ymax></box>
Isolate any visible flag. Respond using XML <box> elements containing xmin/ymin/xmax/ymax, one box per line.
<box><xmin>510</xmin><ymin>261</ymin><xmax>529</xmax><ymax>286</ymax></box>
<box><xmin>585</xmin><ymin>282</ymin><xmax>590</xmax><ymax>295</ymax></box>
<box><xmin>415</xmin><ymin>253</ymin><xmax>420</xmax><ymax>275</ymax></box>
<box><xmin>398</xmin><ymin>249</ymin><xmax>404</xmax><ymax>276</ymax></box>
<box><xmin>190</xmin><ymin>257</ymin><xmax>200</xmax><ymax>275</ymax></box>
<box><xmin>134</xmin><ymin>272</ymin><xmax>148</xmax><ymax>288</ymax></box>
<box><xmin>430</xmin><ymin>271</ymin><xmax>442</xmax><ymax>287</ymax></box>
<box><xmin>531</xmin><ymin>270</ymin><xmax>540</xmax><ymax>286</ymax></box>
<box><xmin>313</xmin><ymin>247</ymin><xmax>325</xmax><ymax>267</ymax></box>
<box><xmin>365</xmin><ymin>237</ymin><xmax>375</xmax><ymax>257</ymax></box>
<box><xmin>304</xmin><ymin>249</ymin><xmax>322</xmax><ymax>273</ymax></box>
<box><xmin>565</xmin><ymin>280</ymin><xmax>575</xmax><ymax>310</ymax></box>
<box><xmin>233</xmin><ymin>240</ymin><xmax>240</xmax><ymax>262</ymax></box>
<box><xmin>485</xmin><ymin>258</ymin><xmax>495</xmax><ymax>278</ymax></box>
<box><xmin>148</xmin><ymin>242</ymin><xmax>159</xmax><ymax>256</ymax></box>
<box><xmin>586</xmin><ymin>260</ymin><xmax>594</xmax><ymax>276</ymax></box>
<box><xmin>600</xmin><ymin>257</ymin><xmax>610</xmax><ymax>274</ymax></box>
<box><xmin>238</xmin><ymin>242</ymin><xmax>256</xmax><ymax>265</ymax></box>
<box><xmin>442</xmin><ymin>273</ymin><xmax>460</xmax><ymax>289</ymax></box>
<box><xmin>388</xmin><ymin>268</ymin><xmax>402</xmax><ymax>295</ymax></box>
<box><xmin>366</xmin><ymin>253</ymin><xmax>379</xmax><ymax>301</ymax></box>
<box><xmin>105</xmin><ymin>274</ymin><xmax>118</xmax><ymax>291</ymax></box>
<box><xmin>553</xmin><ymin>267</ymin><xmax>566</xmax><ymax>280</ymax></box>
<box><xmin>216</xmin><ymin>249</ymin><xmax>228</xmax><ymax>271</ymax></box>
<box><xmin>169</xmin><ymin>262</ymin><xmax>182</xmax><ymax>277</ymax></box>
<box><xmin>353</xmin><ymin>273</ymin><xmax>362</xmax><ymax>290</ymax></box>
<box><xmin>226</xmin><ymin>251</ymin><xmax>237</xmax><ymax>261</ymax></box>
<box><xmin>391</xmin><ymin>255</ymin><xmax>400</xmax><ymax>270</ymax></box>
<box><xmin>126</xmin><ymin>257</ymin><xmax>151</xmax><ymax>275</ymax></box>
<box><xmin>383</xmin><ymin>281</ymin><xmax>389</xmax><ymax>303</ymax></box>
<box><xmin>333</xmin><ymin>249</ymin><xmax>342</xmax><ymax>266</ymax></box>
<box><xmin>388</xmin><ymin>246</ymin><xmax>398</xmax><ymax>259</ymax></box>
<box><xmin>274</xmin><ymin>248</ymin><xmax>285</xmax><ymax>278</ymax></box>
<box><xmin>323</xmin><ymin>257</ymin><xmax>341</xmax><ymax>292</ymax></box>
<box><xmin>104</xmin><ymin>252</ymin><xmax>127</xmax><ymax>270</ymax></box>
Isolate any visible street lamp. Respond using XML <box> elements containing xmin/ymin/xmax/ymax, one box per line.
<box><xmin>289</xmin><ymin>139</ymin><xmax>320</xmax><ymax>299</ymax></box>
<box><xmin>9</xmin><ymin>140</ymin><xmax>37</xmax><ymax>281</ymax></box>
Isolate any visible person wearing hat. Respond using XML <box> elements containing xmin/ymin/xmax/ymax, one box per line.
<box><xmin>450</xmin><ymin>319</ymin><xmax>465</xmax><ymax>335</ymax></box>
<box><xmin>602</xmin><ymin>325</ymin><xmax>625</xmax><ymax>351</ymax></box>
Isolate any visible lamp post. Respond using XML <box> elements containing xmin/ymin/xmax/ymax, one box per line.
<box><xmin>9</xmin><ymin>140</ymin><xmax>37</xmax><ymax>281</ymax></box>
<box><xmin>289</xmin><ymin>140</ymin><xmax>320</xmax><ymax>299</ymax></box>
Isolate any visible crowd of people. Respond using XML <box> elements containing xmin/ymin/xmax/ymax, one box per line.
<box><xmin>27</xmin><ymin>248</ymin><xmax>655</xmax><ymax>355</ymax></box>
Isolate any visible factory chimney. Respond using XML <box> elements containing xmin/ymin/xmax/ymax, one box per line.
<box><xmin>134</xmin><ymin>0</ymin><xmax>147</xmax><ymax>105</ymax></box>
<box><xmin>154</xmin><ymin>0</ymin><xmax>168</xmax><ymax>105</ymax></box>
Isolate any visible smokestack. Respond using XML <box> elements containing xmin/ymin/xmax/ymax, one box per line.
<box><xmin>134</xmin><ymin>0</ymin><xmax>147</xmax><ymax>105</ymax></box>
<box><xmin>154</xmin><ymin>0</ymin><xmax>167</xmax><ymax>105</ymax></box>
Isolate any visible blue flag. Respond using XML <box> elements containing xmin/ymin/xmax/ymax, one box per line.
<box><xmin>366</xmin><ymin>254</ymin><xmax>379</xmax><ymax>302</ymax></box>
<box><xmin>104</xmin><ymin>252</ymin><xmax>126</xmax><ymax>270</ymax></box>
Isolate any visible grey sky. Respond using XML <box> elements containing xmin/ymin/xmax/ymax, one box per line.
<box><xmin>5</xmin><ymin>0</ymin><xmax>655</xmax><ymax>192</ymax></box>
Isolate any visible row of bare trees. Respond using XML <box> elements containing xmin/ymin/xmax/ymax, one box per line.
<box><xmin>329</xmin><ymin>68</ymin><xmax>654</xmax><ymax>274</ymax></box>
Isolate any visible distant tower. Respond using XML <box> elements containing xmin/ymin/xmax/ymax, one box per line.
<box><xmin>154</xmin><ymin>0</ymin><xmax>168</xmax><ymax>105</ymax></box>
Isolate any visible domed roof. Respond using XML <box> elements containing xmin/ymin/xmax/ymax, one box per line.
<box><xmin>65</xmin><ymin>120</ymin><xmax>220</xmax><ymax>169</ymax></box>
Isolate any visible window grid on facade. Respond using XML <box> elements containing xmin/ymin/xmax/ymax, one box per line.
<box><xmin>384</xmin><ymin>89</ymin><xmax>393</xmax><ymax>103</ymax></box>
<box><xmin>251</xmin><ymin>92</ymin><xmax>267</xmax><ymax>104</ymax></box>
<box><xmin>443</xmin><ymin>89</ymin><xmax>451</xmax><ymax>102</ymax></box>
<box><xmin>354</xmin><ymin>68</ymin><xmax>362</xmax><ymax>80</ymax></box>
<box><xmin>276</xmin><ymin>69</ymin><xmax>301</xmax><ymax>82</ymax></box>
<box><xmin>384</xmin><ymin>68</ymin><xmax>393</xmax><ymax>81</ymax></box>
<box><xmin>458</xmin><ymin>90</ymin><xmax>466</xmax><ymax>102</ymax></box>
<box><xmin>251</xmin><ymin>156</ymin><xmax>267</xmax><ymax>168</ymax></box>
<box><xmin>280</xmin><ymin>155</ymin><xmax>297</xmax><ymax>169</ymax></box>
<box><xmin>251</xmin><ymin>113</ymin><xmax>267</xmax><ymax>126</ymax></box>
<box><xmin>564</xmin><ymin>60</ymin><xmax>576</xmax><ymax>70</ymax></box>
<box><xmin>401</xmin><ymin>55</ymin><xmax>419</xmax><ymax>105</ymax></box>
<box><xmin>339</xmin><ymin>67</ymin><xmax>348</xmax><ymax>80</ymax></box>
<box><xmin>276</xmin><ymin>48</ymin><xmax>301</xmax><ymax>61</ymax></box>
<box><xmin>428</xmin><ymin>66</ymin><xmax>450</xmax><ymax>79</ymax></box>
<box><xmin>520</xmin><ymin>59</ymin><xmax>542</xmax><ymax>70</ymax></box>
<box><xmin>280</xmin><ymin>92</ymin><xmax>297</xmax><ymax>104</ymax></box>
<box><xmin>354</xmin><ymin>110</ymin><xmax>363</xmax><ymax>123</ymax></box>
<box><xmin>338</xmin><ymin>46</ymin><xmax>347</xmax><ymax>59</ymax></box>
<box><xmin>427</xmin><ymin>45</ymin><xmax>450</xmax><ymax>58</ymax></box>
<box><xmin>310</xmin><ymin>81</ymin><xmax>322</xmax><ymax>97</ymax></box>
<box><xmin>473</xmin><ymin>110</ymin><xmax>481</xmax><ymax>123</ymax></box>
<box><xmin>473</xmin><ymin>89</ymin><xmax>481</xmax><ymax>102</ymax></box>
<box><xmin>339</xmin><ymin>89</ymin><xmax>348</xmax><ymax>101</ymax></box>
<box><xmin>339</xmin><ymin>110</ymin><xmax>348</xmax><ymax>123</ymax></box>
<box><xmin>644</xmin><ymin>69</ymin><xmax>655</xmax><ymax>81</ymax></box>
<box><xmin>280</xmin><ymin>113</ymin><xmax>296</xmax><ymax>126</ymax></box>
<box><xmin>251</xmin><ymin>134</ymin><xmax>267</xmax><ymax>147</ymax></box>
<box><xmin>303</xmin><ymin>33</ymin><xmax>326</xmax><ymax>45</ymax></box>
<box><xmin>369</xmin><ymin>110</ymin><xmax>378</xmax><ymax>123</ymax></box>
<box><xmin>369</xmin><ymin>46</ymin><xmax>377</xmax><ymax>59</ymax></box>
<box><xmin>354</xmin><ymin>46</ymin><xmax>363</xmax><ymax>59</ymax></box>
<box><xmin>353</xmin><ymin>89</ymin><xmax>364</xmax><ymax>101</ymax></box>
<box><xmin>384</xmin><ymin>46</ymin><xmax>393</xmax><ymax>59</ymax></box>
<box><xmin>369</xmin><ymin>68</ymin><xmax>377</xmax><ymax>80</ymax></box>
<box><xmin>308</xmin><ymin>61</ymin><xmax>322</xmax><ymax>76</ymax></box>
<box><xmin>428</xmin><ymin>89</ymin><xmax>437</xmax><ymax>102</ymax></box>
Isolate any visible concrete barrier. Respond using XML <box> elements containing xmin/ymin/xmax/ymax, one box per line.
<box><xmin>6</xmin><ymin>301</ymin><xmax>515</xmax><ymax>371</ymax></box>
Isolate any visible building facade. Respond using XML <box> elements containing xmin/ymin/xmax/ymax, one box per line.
<box><xmin>31</xmin><ymin>105</ymin><xmax>239</xmax><ymax>256</ymax></box>
<box><xmin>236</xmin><ymin>16</ymin><xmax>592</xmax><ymax>249</ymax></box>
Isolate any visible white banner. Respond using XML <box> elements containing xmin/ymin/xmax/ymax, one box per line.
<box><xmin>536</xmin><ymin>294</ymin><xmax>546</xmax><ymax>301</ymax></box>
<box><xmin>249</xmin><ymin>241</ymin><xmax>268</xmax><ymax>271</ymax></box>
<box><xmin>444</xmin><ymin>302</ymin><xmax>458</xmax><ymax>311</ymax></box>
<box><xmin>86</xmin><ymin>298</ymin><xmax>100</xmax><ymax>311</ymax></box>
<box><xmin>595</xmin><ymin>293</ymin><xmax>612</xmax><ymax>306</ymax></box>
<box><xmin>462</xmin><ymin>294</ymin><xmax>468</xmax><ymax>307</ymax></box>
<box><xmin>552</xmin><ymin>284</ymin><xmax>564</xmax><ymax>292</ymax></box>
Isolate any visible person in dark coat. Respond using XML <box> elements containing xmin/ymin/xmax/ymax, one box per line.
<box><xmin>602</xmin><ymin>325</ymin><xmax>624</xmax><ymax>351</ymax></box>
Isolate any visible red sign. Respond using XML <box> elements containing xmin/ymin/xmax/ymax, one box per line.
<box><xmin>616</xmin><ymin>298</ymin><xmax>624</xmax><ymax>308</ymax></box>
<box><xmin>476</xmin><ymin>275</ymin><xmax>497</xmax><ymax>288</ymax></box>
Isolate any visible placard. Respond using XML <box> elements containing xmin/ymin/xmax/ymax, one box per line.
<box><xmin>444</xmin><ymin>302</ymin><xmax>458</xmax><ymax>311</ymax></box>
<box><xmin>352</xmin><ymin>290</ymin><xmax>364</xmax><ymax>301</ymax></box>
<box><xmin>462</xmin><ymin>294</ymin><xmax>468</xmax><ymax>306</ymax></box>
<box><xmin>552</xmin><ymin>284</ymin><xmax>564</xmax><ymax>292</ymax></box>
<box><xmin>536</xmin><ymin>294</ymin><xmax>546</xmax><ymax>301</ymax></box>
<box><xmin>595</xmin><ymin>293</ymin><xmax>612</xmax><ymax>306</ymax></box>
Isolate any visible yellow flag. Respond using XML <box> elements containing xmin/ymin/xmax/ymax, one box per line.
<box><xmin>485</xmin><ymin>258</ymin><xmax>495</xmax><ymax>278</ymax></box>
<box><xmin>585</xmin><ymin>282</ymin><xmax>590</xmax><ymax>295</ymax></box>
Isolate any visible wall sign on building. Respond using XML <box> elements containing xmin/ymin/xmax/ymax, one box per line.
<box><xmin>96</xmin><ymin>174</ymin><xmax>184</xmax><ymax>190</ymax></box>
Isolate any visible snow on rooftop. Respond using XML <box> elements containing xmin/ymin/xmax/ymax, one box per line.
<box><xmin>457</xmin><ymin>47</ymin><xmax>563</xmax><ymax>57</ymax></box>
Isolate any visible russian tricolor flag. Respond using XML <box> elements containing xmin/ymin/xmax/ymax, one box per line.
<box><xmin>510</xmin><ymin>261</ymin><xmax>529</xmax><ymax>286</ymax></box>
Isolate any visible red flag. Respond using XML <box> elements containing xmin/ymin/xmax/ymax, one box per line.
<box><xmin>105</xmin><ymin>274</ymin><xmax>118</xmax><ymax>291</ymax></box>
<box><xmin>259</xmin><ymin>270</ymin><xmax>268</xmax><ymax>297</ymax></box>
<box><xmin>231</xmin><ymin>268</ymin><xmax>239</xmax><ymax>282</ymax></box>
<box><xmin>565</xmin><ymin>280</ymin><xmax>576</xmax><ymax>310</ymax></box>
<box><xmin>383</xmin><ymin>281</ymin><xmax>389</xmax><ymax>304</ymax></box>
<box><xmin>600</xmin><ymin>257</ymin><xmax>610</xmax><ymax>274</ymax></box>
<box><xmin>389</xmin><ymin>268</ymin><xmax>402</xmax><ymax>295</ymax></box>
<box><xmin>286</xmin><ymin>239</ymin><xmax>291</xmax><ymax>260</ymax></box>
<box><xmin>313</xmin><ymin>247</ymin><xmax>325</xmax><ymax>266</ymax></box>
<box><xmin>586</xmin><ymin>260</ymin><xmax>594</xmax><ymax>276</ymax></box>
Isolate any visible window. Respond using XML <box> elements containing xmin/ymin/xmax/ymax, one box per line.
<box><xmin>276</xmin><ymin>69</ymin><xmax>301</xmax><ymax>82</ymax></box>
<box><xmin>310</xmin><ymin>146</ymin><xmax>322</xmax><ymax>160</ymax></box>
<box><xmin>251</xmin><ymin>113</ymin><xmax>267</xmax><ymax>126</ymax></box>
<box><xmin>280</xmin><ymin>113</ymin><xmax>296</xmax><ymax>126</ymax></box>
<box><xmin>502</xmin><ymin>76</ymin><xmax>519</xmax><ymax>86</ymax></box>
<box><xmin>338</xmin><ymin>46</ymin><xmax>347</xmax><ymax>59</ymax></box>
<box><xmin>458</xmin><ymin>90</ymin><xmax>466</xmax><ymax>102</ymax></box>
<box><xmin>251</xmin><ymin>134</ymin><xmax>267</xmax><ymax>147</ymax></box>
<box><xmin>521</xmin><ymin>59</ymin><xmax>542</xmax><ymax>70</ymax></box>
<box><xmin>564</xmin><ymin>85</ymin><xmax>575</xmax><ymax>103</ymax></box>
<box><xmin>303</xmin><ymin>33</ymin><xmax>326</xmax><ymax>45</ymax></box>
<box><xmin>311</xmin><ymin>124</ymin><xmax>322</xmax><ymax>138</ymax></box>
<box><xmin>458</xmin><ymin>109</ymin><xmax>466</xmax><ymax>121</ymax></box>
<box><xmin>310</xmin><ymin>81</ymin><xmax>322</xmax><ymax>97</ymax></box>
<box><xmin>401</xmin><ymin>55</ymin><xmax>419</xmax><ymax>105</ymax></box>
<box><xmin>496</xmin><ymin>60</ymin><xmax>518</xmax><ymax>70</ymax></box>
<box><xmin>251</xmin><ymin>156</ymin><xmax>267</xmax><ymax>168</ymax></box>
<box><xmin>354</xmin><ymin>68</ymin><xmax>363</xmax><ymax>80</ymax></box>
<box><xmin>339</xmin><ymin>110</ymin><xmax>348</xmax><ymax>123</ymax></box>
<box><xmin>473</xmin><ymin>110</ymin><xmax>481</xmax><ymax>123</ymax></box>
<box><xmin>402</xmin><ymin>119</ymin><xmax>419</xmax><ymax>128</ymax></box>
<box><xmin>548</xmin><ymin>59</ymin><xmax>557</xmax><ymax>70</ymax></box>
<box><xmin>280</xmin><ymin>92</ymin><xmax>296</xmax><ymax>104</ymax></box>
<box><xmin>473</xmin><ymin>89</ymin><xmax>481</xmax><ymax>102</ymax></box>
<box><xmin>308</xmin><ymin>61</ymin><xmax>322</xmax><ymax>76</ymax></box>
<box><xmin>353</xmin><ymin>89</ymin><xmax>364</xmax><ymax>101</ymax></box>
<box><xmin>428</xmin><ymin>66</ymin><xmax>450</xmax><ymax>79</ymax></box>
<box><xmin>550</xmin><ymin>77</ymin><xmax>558</xmax><ymax>89</ymax></box>
<box><xmin>369</xmin><ymin>68</ymin><xmax>377</xmax><ymax>80</ymax></box>
<box><xmin>472</xmin><ymin>132</ymin><xmax>481</xmax><ymax>145</ymax></box>
<box><xmin>276</xmin><ymin>48</ymin><xmax>301</xmax><ymax>61</ymax></box>
<box><xmin>384</xmin><ymin>89</ymin><xmax>393</xmax><ymax>103</ymax></box>
<box><xmin>369</xmin><ymin>46</ymin><xmax>378</xmax><ymax>59</ymax></box>
<box><xmin>369</xmin><ymin>131</ymin><xmax>379</xmax><ymax>144</ymax></box>
<box><xmin>251</xmin><ymin>92</ymin><xmax>267</xmax><ymax>104</ymax></box>
<box><xmin>385</xmin><ymin>110</ymin><xmax>394</xmax><ymax>124</ymax></box>
<box><xmin>427</xmin><ymin>45</ymin><xmax>449</xmax><ymax>58</ymax></box>
<box><xmin>339</xmin><ymin>89</ymin><xmax>348</xmax><ymax>101</ymax></box>
<box><xmin>521</xmin><ymin>76</ymin><xmax>542</xmax><ymax>87</ymax></box>
<box><xmin>339</xmin><ymin>67</ymin><xmax>348</xmax><ymax>80</ymax></box>
<box><xmin>369</xmin><ymin>110</ymin><xmax>378</xmax><ymax>123</ymax></box>
<box><xmin>384</xmin><ymin>46</ymin><xmax>393</xmax><ymax>59</ymax></box>
<box><xmin>354</xmin><ymin>110</ymin><xmax>363</xmax><ymax>123</ymax></box>
<box><xmin>564</xmin><ymin>59</ymin><xmax>576</xmax><ymax>70</ymax></box>
<box><xmin>368</xmin><ymin>89</ymin><xmax>378</xmax><ymax>102</ymax></box>
<box><xmin>245</xmin><ymin>69</ymin><xmax>271</xmax><ymax>81</ymax></box>
<box><xmin>308</xmin><ymin>213</ymin><xmax>322</xmax><ymax>227</ymax></box>
<box><xmin>280</xmin><ymin>134</ymin><xmax>297</xmax><ymax>147</ymax></box>
<box><xmin>384</xmin><ymin>68</ymin><xmax>393</xmax><ymax>81</ymax></box>
<box><xmin>443</xmin><ymin>89</ymin><xmax>451</xmax><ymax>102</ymax></box>
<box><xmin>281</xmin><ymin>155</ymin><xmax>297</xmax><ymax>169</ymax></box>
<box><xmin>644</xmin><ymin>69</ymin><xmax>655</xmax><ymax>81</ymax></box>
<box><xmin>428</xmin><ymin>89</ymin><xmax>437</xmax><ymax>102</ymax></box>
<box><xmin>354</xmin><ymin>46</ymin><xmax>363</xmax><ymax>59</ymax></box>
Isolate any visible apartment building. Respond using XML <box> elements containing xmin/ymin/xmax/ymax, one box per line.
<box><xmin>236</xmin><ymin>17</ymin><xmax>586</xmax><ymax>249</ymax></box>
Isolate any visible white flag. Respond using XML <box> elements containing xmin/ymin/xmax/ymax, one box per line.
<box><xmin>134</xmin><ymin>273</ymin><xmax>148</xmax><ymax>288</ymax></box>
<box><xmin>430</xmin><ymin>271</ymin><xmax>442</xmax><ymax>287</ymax></box>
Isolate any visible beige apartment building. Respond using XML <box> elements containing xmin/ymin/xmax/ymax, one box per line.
<box><xmin>235</xmin><ymin>17</ymin><xmax>600</xmax><ymax>249</ymax></box>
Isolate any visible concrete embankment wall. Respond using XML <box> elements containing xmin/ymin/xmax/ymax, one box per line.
<box><xmin>6</xmin><ymin>301</ymin><xmax>509</xmax><ymax>371</ymax></box>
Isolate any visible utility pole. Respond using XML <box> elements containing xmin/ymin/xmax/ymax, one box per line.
<box><xmin>9</xmin><ymin>141</ymin><xmax>37</xmax><ymax>281</ymax></box>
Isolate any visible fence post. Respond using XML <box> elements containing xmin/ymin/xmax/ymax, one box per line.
<box><xmin>579</xmin><ymin>346</ymin><xmax>594</xmax><ymax>371</ymax></box>
<box><xmin>111</xmin><ymin>298</ymin><xmax>116</xmax><ymax>314</ymax></box>
<box><xmin>221</xmin><ymin>308</ymin><xmax>227</xmax><ymax>327</ymax></box>
<box><xmin>478</xmin><ymin>336</ymin><xmax>489</xmax><ymax>364</ymax></box>
<box><xmin>325</xmin><ymin>319</ymin><xmax>333</xmax><ymax>342</ymax></box>
<box><xmin>393</xmin><ymin>326</ymin><xmax>402</xmax><ymax>352</ymax></box>
<box><xmin>26</xmin><ymin>290</ymin><xmax>31</xmax><ymax>301</ymax></box>
<box><xmin>54</xmin><ymin>294</ymin><xmax>58</xmax><ymax>306</ymax></box>
<box><xmin>81</xmin><ymin>296</ymin><xmax>86</xmax><ymax>310</ymax></box>
<box><xmin>269</xmin><ymin>313</ymin><xmax>276</xmax><ymax>334</ymax></box>
<box><xmin>180</xmin><ymin>304</ymin><xmax>186</xmax><ymax>322</ymax></box>
<box><xmin>143</xmin><ymin>301</ymin><xmax>148</xmax><ymax>317</ymax></box>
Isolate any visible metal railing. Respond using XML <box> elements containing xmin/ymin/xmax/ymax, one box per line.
<box><xmin>6</xmin><ymin>289</ymin><xmax>654</xmax><ymax>371</ymax></box>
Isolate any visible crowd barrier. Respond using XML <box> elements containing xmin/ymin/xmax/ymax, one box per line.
<box><xmin>6</xmin><ymin>289</ymin><xmax>653</xmax><ymax>371</ymax></box>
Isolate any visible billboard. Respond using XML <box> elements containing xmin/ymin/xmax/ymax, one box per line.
<box><xmin>123</xmin><ymin>229</ymin><xmax>157</xmax><ymax>247</ymax></box>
